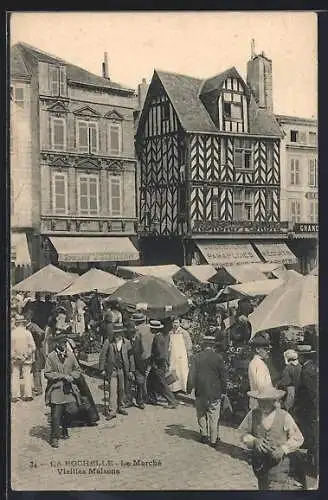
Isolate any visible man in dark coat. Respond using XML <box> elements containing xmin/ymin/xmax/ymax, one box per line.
<box><xmin>187</xmin><ymin>339</ymin><xmax>227</xmax><ymax>447</ymax></box>
<box><xmin>89</xmin><ymin>292</ymin><xmax>102</xmax><ymax>324</ymax></box>
<box><xmin>148</xmin><ymin>320</ymin><xmax>177</xmax><ymax>409</ymax></box>
<box><xmin>99</xmin><ymin>323</ymin><xmax>135</xmax><ymax>420</ymax></box>
<box><xmin>44</xmin><ymin>339</ymin><xmax>81</xmax><ymax>448</ymax></box>
<box><xmin>295</xmin><ymin>346</ymin><xmax>318</xmax><ymax>473</ymax></box>
<box><xmin>25</xmin><ymin>310</ymin><xmax>46</xmax><ymax>396</ymax></box>
<box><xmin>129</xmin><ymin>313</ymin><xmax>153</xmax><ymax>409</ymax></box>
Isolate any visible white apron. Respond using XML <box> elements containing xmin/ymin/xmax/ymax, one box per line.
<box><xmin>168</xmin><ymin>331</ymin><xmax>189</xmax><ymax>392</ymax></box>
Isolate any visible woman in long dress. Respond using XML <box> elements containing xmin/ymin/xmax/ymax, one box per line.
<box><xmin>168</xmin><ymin>318</ymin><xmax>189</xmax><ymax>393</ymax></box>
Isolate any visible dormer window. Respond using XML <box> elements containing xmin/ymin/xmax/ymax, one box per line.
<box><xmin>49</xmin><ymin>65</ymin><xmax>67</xmax><ymax>97</ymax></box>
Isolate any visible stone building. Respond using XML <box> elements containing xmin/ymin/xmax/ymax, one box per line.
<box><xmin>276</xmin><ymin>114</ymin><xmax>318</xmax><ymax>272</ymax></box>
<box><xmin>10</xmin><ymin>43</ymin><xmax>139</xmax><ymax>283</ymax></box>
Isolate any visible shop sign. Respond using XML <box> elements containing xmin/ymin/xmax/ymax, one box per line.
<box><xmin>293</xmin><ymin>223</ymin><xmax>318</xmax><ymax>233</ymax></box>
<box><xmin>192</xmin><ymin>220</ymin><xmax>289</xmax><ymax>234</ymax></box>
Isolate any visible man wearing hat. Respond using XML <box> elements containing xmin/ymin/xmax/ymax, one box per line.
<box><xmin>129</xmin><ymin>313</ymin><xmax>153</xmax><ymax>409</ymax></box>
<box><xmin>147</xmin><ymin>320</ymin><xmax>177</xmax><ymax>409</ymax></box>
<box><xmin>295</xmin><ymin>345</ymin><xmax>318</xmax><ymax>473</ymax></box>
<box><xmin>44</xmin><ymin>336</ymin><xmax>82</xmax><ymax>448</ymax></box>
<box><xmin>239</xmin><ymin>387</ymin><xmax>304</xmax><ymax>490</ymax></box>
<box><xmin>186</xmin><ymin>338</ymin><xmax>227</xmax><ymax>447</ymax></box>
<box><xmin>99</xmin><ymin>323</ymin><xmax>135</xmax><ymax>420</ymax></box>
<box><xmin>248</xmin><ymin>333</ymin><xmax>273</xmax><ymax>410</ymax></box>
<box><xmin>277</xmin><ymin>349</ymin><xmax>302</xmax><ymax>414</ymax></box>
<box><xmin>11</xmin><ymin>314</ymin><xmax>36</xmax><ymax>402</ymax></box>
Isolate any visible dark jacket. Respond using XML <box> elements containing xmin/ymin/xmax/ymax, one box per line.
<box><xmin>187</xmin><ymin>348</ymin><xmax>227</xmax><ymax>402</ymax></box>
<box><xmin>278</xmin><ymin>363</ymin><xmax>302</xmax><ymax>390</ymax></box>
<box><xmin>26</xmin><ymin>321</ymin><xmax>46</xmax><ymax>370</ymax></box>
<box><xmin>99</xmin><ymin>338</ymin><xmax>135</xmax><ymax>376</ymax></box>
<box><xmin>44</xmin><ymin>351</ymin><xmax>81</xmax><ymax>406</ymax></box>
<box><xmin>151</xmin><ymin>332</ymin><xmax>170</xmax><ymax>369</ymax></box>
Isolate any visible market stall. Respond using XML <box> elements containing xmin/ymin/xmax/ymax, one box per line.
<box><xmin>12</xmin><ymin>264</ymin><xmax>77</xmax><ymax>294</ymax></box>
<box><xmin>116</xmin><ymin>265</ymin><xmax>180</xmax><ymax>284</ymax></box>
<box><xmin>225</xmin><ymin>278</ymin><xmax>284</xmax><ymax>300</ymax></box>
<box><xmin>172</xmin><ymin>265</ymin><xmax>217</xmax><ymax>285</ymax></box>
<box><xmin>57</xmin><ymin>267</ymin><xmax>125</xmax><ymax>296</ymax></box>
<box><xmin>209</xmin><ymin>264</ymin><xmax>267</xmax><ymax>287</ymax></box>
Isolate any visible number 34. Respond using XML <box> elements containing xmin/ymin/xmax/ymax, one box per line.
<box><xmin>29</xmin><ymin>461</ymin><xmax>37</xmax><ymax>469</ymax></box>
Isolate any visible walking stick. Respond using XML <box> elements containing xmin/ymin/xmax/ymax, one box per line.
<box><xmin>103</xmin><ymin>373</ymin><xmax>109</xmax><ymax>417</ymax></box>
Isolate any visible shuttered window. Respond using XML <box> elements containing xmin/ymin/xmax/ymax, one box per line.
<box><xmin>51</xmin><ymin>117</ymin><xmax>66</xmax><ymax>151</ymax></box>
<box><xmin>109</xmin><ymin>176</ymin><xmax>122</xmax><ymax>216</ymax></box>
<box><xmin>52</xmin><ymin>172</ymin><xmax>68</xmax><ymax>214</ymax></box>
<box><xmin>78</xmin><ymin>174</ymin><xmax>99</xmax><ymax>215</ymax></box>
<box><xmin>77</xmin><ymin>120</ymin><xmax>98</xmax><ymax>154</ymax></box>
<box><xmin>290</xmin><ymin>158</ymin><xmax>301</xmax><ymax>185</ymax></box>
<box><xmin>308</xmin><ymin>159</ymin><xmax>318</xmax><ymax>187</ymax></box>
<box><xmin>234</xmin><ymin>138</ymin><xmax>253</xmax><ymax>170</ymax></box>
<box><xmin>49</xmin><ymin>65</ymin><xmax>67</xmax><ymax>97</ymax></box>
<box><xmin>309</xmin><ymin>201</ymin><xmax>318</xmax><ymax>223</ymax></box>
<box><xmin>108</xmin><ymin>123</ymin><xmax>122</xmax><ymax>155</ymax></box>
<box><xmin>288</xmin><ymin>199</ymin><xmax>301</xmax><ymax>223</ymax></box>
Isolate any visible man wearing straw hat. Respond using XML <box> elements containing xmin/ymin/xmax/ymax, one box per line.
<box><xmin>11</xmin><ymin>314</ymin><xmax>36</xmax><ymax>402</ymax></box>
<box><xmin>239</xmin><ymin>386</ymin><xmax>304</xmax><ymax>490</ymax></box>
<box><xmin>248</xmin><ymin>333</ymin><xmax>273</xmax><ymax>410</ymax></box>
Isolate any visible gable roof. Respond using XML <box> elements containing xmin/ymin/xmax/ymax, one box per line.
<box><xmin>11</xmin><ymin>43</ymin><xmax>135</xmax><ymax>94</ymax></box>
<box><xmin>155</xmin><ymin>70</ymin><xmax>218</xmax><ymax>133</ymax></box>
<box><xmin>138</xmin><ymin>68</ymin><xmax>283</xmax><ymax>138</ymax></box>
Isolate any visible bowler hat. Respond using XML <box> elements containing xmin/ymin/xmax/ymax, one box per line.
<box><xmin>112</xmin><ymin>323</ymin><xmax>126</xmax><ymax>335</ymax></box>
<box><xmin>247</xmin><ymin>387</ymin><xmax>286</xmax><ymax>400</ymax></box>
<box><xmin>149</xmin><ymin>320</ymin><xmax>164</xmax><ymax>330</ymax></box>
<box><xmin>131</xmin><ymin>312</ymin><xmax>146</xmax><ymax>324</ymax></box>
<box><xmin>250</xmin><ymin>333</ymin><xmax>271</xmax><ymax>347</ymax></box>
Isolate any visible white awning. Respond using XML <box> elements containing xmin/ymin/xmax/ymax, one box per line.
<box><xmin>196</xmin><ymin>240</ymin><xmax>261</xmax><ymax>267</ymax></box>
<box><xmin>11</xmin><ymin>233</ymin><xmax>31</xmax><ymax>266</ymax></box>
<box><xmin>117</xmin><ymin>265</ymin><xmax>180</xmax><ymax>283</ymax></box>
<box><xmin>49</xmin><ymin>237</ymin><xmax>139</xmax><ymax>263</ymax></box>
<box><xmin>252</xmin><ymin>240</ymin><xmax>298</xmax><ymax>265</ymax></box>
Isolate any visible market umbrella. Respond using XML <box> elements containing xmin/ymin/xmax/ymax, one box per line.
<box><xmin>12</xmin><ymin>264</ymin><xmax>77</xmax><ymax>293</ymax></box>
<box><xmin>107</xmin><ymin>275</ymin><xmax>192</xmax><ymax>319</ymax></box>
<box><xmin>249</xmin><ymin>273</ymin><xmax>318</xmax><ymax>338</ymax></box>
<box><xmin>225</xmin><ymin>278</ymin><xmax>284</xmax><ymax>299</ymax></box>
<box><xmin>57</xmin><ymin>268</ymin><xmax>125</xmax><ymax>296</ymax></box>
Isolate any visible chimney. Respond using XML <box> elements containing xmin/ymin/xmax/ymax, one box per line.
<box><xmin>102</xmin><ymin>51</ymin><xmax>109</xmax><ymax>80</ymax></box>
<box><xmin>247</xmin><ymin>43</ymin><xmax>273</xmax><ymax>112</ymax></box>
<box><xmin>137</xmin><ymin>78</ymin><xmax>149</xmax><ymax>110</ymax></box>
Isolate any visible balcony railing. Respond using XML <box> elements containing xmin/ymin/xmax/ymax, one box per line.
<box><xmin>40</xmin><ymin>215</ymin><xmax>137</xmax><ymax>234</ymax></box>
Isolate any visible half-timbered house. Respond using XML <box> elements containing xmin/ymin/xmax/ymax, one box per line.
<box><xmin>136</xmin><ymin>51</ymin><xmax>299</xmax><ymax>269</ymax></box>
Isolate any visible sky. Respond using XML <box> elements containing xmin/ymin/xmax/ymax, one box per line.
<box><xmin>9</xmin><ymin>11</ymin><xmax>317</xmax><ymax>118</ymax></box>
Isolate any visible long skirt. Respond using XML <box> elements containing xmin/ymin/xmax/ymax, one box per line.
<box><xmin>168</xmin><ymin>333</ymin><xmax>189</xmax><ymax>392</ymax></box>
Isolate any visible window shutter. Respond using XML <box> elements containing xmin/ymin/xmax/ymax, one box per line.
<box><xmin>38</xmin><ymin>62</ymin><xmax>50</xmax><ymax>94</ymax></box>
<box><xmin>60</xmin><ymin>66</ymin><xmax>67</xmax><ymax>96</ymax></box>
<box><xmin>50</xmin><ymin>66</ymin><xmax>59</xmax><ymax>96</ymax></box>
<box><xmin>109</xmin><ymin>124</ymin><xmax>120</xmax><ymax>155</ymax></box>
<box><xmin>53</xmin><ymin>173</ymin><xmax>67</xmax><ymax>214</ymax></box>
<box><xmin>109</xmin><ymin>176</ymin><xmax>122</xmax><ymax>215</ymax></box>
<box><xmin>78</xmin><ymin>122</ymin><xmax>89</xmax><ymax>152</ymax></box>
<box><xmin>90</xmin><ymin>124</ymin><xmax>98</xmax><ymax>153</ymax></box>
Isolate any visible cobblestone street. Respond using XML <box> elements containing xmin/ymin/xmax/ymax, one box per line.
<box><xmin>11</xmin><ymin>373</ymin><xmax>257</xmax><ymax>491</ymax></box>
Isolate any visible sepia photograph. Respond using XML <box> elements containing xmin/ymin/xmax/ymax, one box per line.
<box><xmin>9</xmin><ymin>10</ymin><xmax>318</xmax><ymax>491</ymax></box>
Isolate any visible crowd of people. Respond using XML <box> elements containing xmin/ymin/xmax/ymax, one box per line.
<box><xmin>10</xmin><ymin>287</ymin><xmax>318</xmax><ymax>490</ymax></box>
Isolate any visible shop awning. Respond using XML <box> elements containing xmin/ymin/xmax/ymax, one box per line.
<box><xmin>11</xmin><ymin>233</ymin><xmax>31</xmax><ymax>266</ymax></box>
<box><xmin>209</xmin><ymin>264</ymin><xmax>267</xmax><ymax>286</ymax></box>
<box><xmin>252</xmin><ymin>240</ymin><xmax>298</xmax><ymax>265</ymax></box>
<box><xmin>196</xmin><ymin>241</ymin><xmax>261</xmax><ymax>267</ymax></box>
<box><xmin>49</xmin><ymin>237</ymin><xmax>139</xmax><ymax>263</ymax></box>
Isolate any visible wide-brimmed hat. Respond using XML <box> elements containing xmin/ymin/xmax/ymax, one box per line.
<box><xmin>149</xmin><ymin>320</ymin><xmax>164</xmax><ymax>330</ymax></box>
<box><xmin>250</xmin><ymin>333</ymin><xmax>271</xmax><ymax>348</ymax></box>
<box><xmin>247</xmin><ymin>387</ymin><xmax>286</xmax><ymax>400</ymax></box>
<box><xmin>131</xmin><ymin>312</ymin><xmax>146</xmax><ymax>324</ymax></box>
<box><xmin>112</xmin><ymin>323</ymin><xmax>126</xmax><ymax>335</ymax></box>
